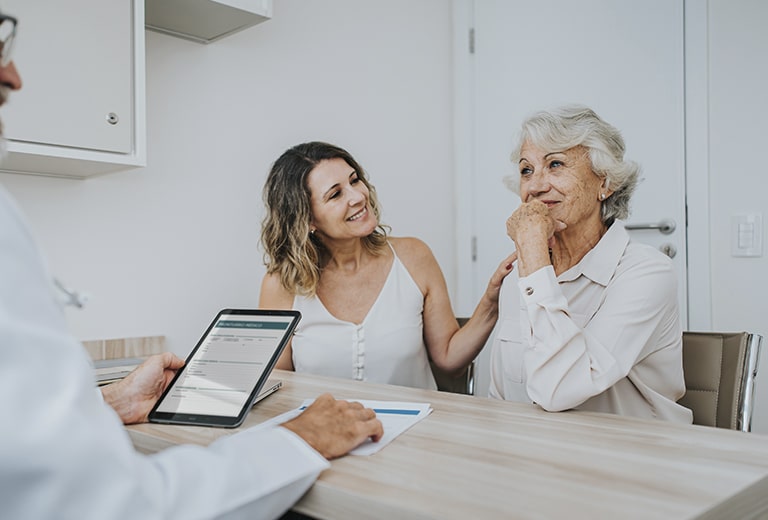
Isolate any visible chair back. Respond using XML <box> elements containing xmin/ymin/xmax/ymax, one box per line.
<box><xmin>430</xmin><ymin>317</ymin><xmax>475</xmax><ymax>395</ymax></box>
<box><xmin>678</xmin><ymin>331</ymin><xmax>762</xmax><ymax>432</ymax></box>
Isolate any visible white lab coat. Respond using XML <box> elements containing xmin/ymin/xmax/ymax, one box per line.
<box><xmin>0</xmin><ymin>186</ymin><xmax>330</xmax><ymax>520</ymax></box>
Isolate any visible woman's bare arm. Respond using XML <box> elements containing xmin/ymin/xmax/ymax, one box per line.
<box><xmin>259</xmin><ymin>273</ymin><xmax>296</xmax><ymax>371</ymax></box>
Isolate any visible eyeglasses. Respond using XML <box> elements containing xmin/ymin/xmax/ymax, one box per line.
<box><xmin>0</xmin><ymin>14</ymin><xmax>17</xmax><ymax>67</ymax></box>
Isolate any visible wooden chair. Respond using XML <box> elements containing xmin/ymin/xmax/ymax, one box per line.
<box><xmin>678</xmin><ymin>331</ymin><xmax>763</xmax><ymax>432</ymax></box>
<box><xmin>430</xmin><ymin>317</ymin><xmax>475</xmax><ymax>395</ymax></box>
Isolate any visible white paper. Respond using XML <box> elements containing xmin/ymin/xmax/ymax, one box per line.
<box><xmin>256</xmin><ymin>399</ymin><xmax>432</xmax><ymax>456</ymax></box>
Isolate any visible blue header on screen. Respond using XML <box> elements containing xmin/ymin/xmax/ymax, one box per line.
<box><xmin>217</xmin><ymin>320</ymin><xmax>288</xmax><ymax>330</ymax></box>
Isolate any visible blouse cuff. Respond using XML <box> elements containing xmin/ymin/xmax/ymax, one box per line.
<box><xmin>518</xmin><ymin>265</ymin><xmax>559</xmax><ymax>305</ymax></box>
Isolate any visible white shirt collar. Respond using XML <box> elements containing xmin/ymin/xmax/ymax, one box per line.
<box><xmin>557</xmin><ymin>220</ymin><xmax>629</xmax><ymax>286</ymax></box>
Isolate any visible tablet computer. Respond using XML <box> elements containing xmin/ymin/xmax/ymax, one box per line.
<box><xmin>148</xmin><ymin>308</ymin><xmax>300</xmax><ymax>428</ymax></box>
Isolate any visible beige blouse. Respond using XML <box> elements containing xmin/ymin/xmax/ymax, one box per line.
<box><xmin>489</xmin><ymin>220</ymin><xmax>693</xmax><ymax>423</ymax></box>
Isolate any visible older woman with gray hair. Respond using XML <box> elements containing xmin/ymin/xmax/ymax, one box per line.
<box><xmin>489</xmin><ymin>104</ymin><xmax>692</xmax><ymax>423</ymax></box>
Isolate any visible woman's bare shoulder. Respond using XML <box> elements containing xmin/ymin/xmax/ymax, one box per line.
<box><xmin>259</xmin><ymin>272</ymin><xmax>295</xmax><ymax>309</ymax></box>
<box><xmin>389</xmin><ymin>236</ymin><xmax>433</xmax><ymax>260</ymax></box>
<box><xmin>388</xmin><ymin>236</ymin><xmax>441</xmax><ymax>289</ymax></box>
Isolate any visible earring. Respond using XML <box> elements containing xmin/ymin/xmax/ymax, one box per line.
<box><xmin>310</xmin><ymin>228</ymin><xmax>316</xmax><ymax>235</ymax></box>
<box><xmin>599</xmin><ymin>193</ymin><xmax>605</xmax><ymax>201</ymax></box>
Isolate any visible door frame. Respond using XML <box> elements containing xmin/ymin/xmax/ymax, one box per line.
<box><xmin>452</xmin><ymin>0</ymin><xmax>712</xmax><ymax>330</ymax></box>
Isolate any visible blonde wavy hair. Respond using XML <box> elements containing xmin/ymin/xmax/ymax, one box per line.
<box><xmin>261</xmin><ymin>142</ymin><xmax>389</xmax><ymax>296</ymax></box>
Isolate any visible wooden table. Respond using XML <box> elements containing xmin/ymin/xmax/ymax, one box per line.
<box><xmin>127</xmin><ymin>370</ymin><xmax>768</xmax><ymax>519</ymax></box>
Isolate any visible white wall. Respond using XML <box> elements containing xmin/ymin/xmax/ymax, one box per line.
<box><xmin>708</xmin><ymin>0</ymin><xmax>768</xmax><ymax>432</ymax></box>
<box><xmin>3</xmin><ymin>0</ymin><xmax>768</xmax><ymax>433</ymax></box>
<box><xmin>0</xmin><ymin>0</ymin><xmax>455</xmax><ymax>356</ymax></box>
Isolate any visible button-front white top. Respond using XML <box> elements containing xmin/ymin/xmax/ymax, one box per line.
<box><xmin>292</xmin><ymin>244</ymin><xmax>437</xmax><ymax>390</ymax></box>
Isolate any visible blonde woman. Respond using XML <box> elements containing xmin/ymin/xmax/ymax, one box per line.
<box><xmin>260</xmin><ymin>141</ymin><xmax>513</xmax><ymax>389</ymax></box>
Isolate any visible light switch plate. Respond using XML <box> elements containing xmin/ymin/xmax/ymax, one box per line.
<box><xmin>731</xmin><ymin>213</ymin><xmax>763</xmax><ymax>257</ymax></box>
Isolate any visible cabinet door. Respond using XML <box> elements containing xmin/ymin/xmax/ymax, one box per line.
<box><xmin>3</xmin><ymin>0</ymin><xmax>133</xmax><ymax>154</ymax></box>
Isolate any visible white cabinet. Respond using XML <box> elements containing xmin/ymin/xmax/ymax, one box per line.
<box><xmin>145</xmin><ymin>0</ymin><xmax>272</xmax><ymax>44</ymax></box>
<box><xmin>1</xmin><ymin>0</ymin><xmax>146</xmax><ymax>179</ymax></box>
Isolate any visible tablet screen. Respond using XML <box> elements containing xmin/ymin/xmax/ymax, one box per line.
<box><xmin>149</xmin><ymin>309</ymin><xmax>300</xmax><ymax>428</ymax></box>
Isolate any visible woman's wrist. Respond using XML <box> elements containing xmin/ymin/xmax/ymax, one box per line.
<box><xmin>516</xmin><ymin>248</ymin><xmax>550</xmax><ymax>277</ymax></box>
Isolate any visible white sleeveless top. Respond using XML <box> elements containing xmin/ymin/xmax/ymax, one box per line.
<box><xmin>291</xmin><ymin>244</ymin><xmax>437</xmax><ymax>390</ymax></box>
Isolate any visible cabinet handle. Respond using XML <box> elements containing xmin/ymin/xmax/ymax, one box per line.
<box><xmin>106</xmin><ymin>112</ymin><xmax>119</xmax><ymax>125</ymax></box>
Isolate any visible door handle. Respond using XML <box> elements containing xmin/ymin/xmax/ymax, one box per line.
<box><xmin>625</xmin><ymin>219</ymin><xmax>676</xmax><ymax>235</ymax></box>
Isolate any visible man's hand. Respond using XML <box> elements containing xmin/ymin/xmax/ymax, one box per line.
<box><xmin>280</xmin><ymin>394</ymin><xmax>384</xmax><ymax>460</ymax></box>
<box><xmin>101</xmin><ymin>352</ymin><xmax>185</xmax><ymax>425</ymax></box>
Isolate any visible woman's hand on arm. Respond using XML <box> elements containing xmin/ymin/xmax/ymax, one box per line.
<box><xmin>392</xmin><ymin>238</ymin><xmax>461</xmax><ymax>372</ymax></box>
<box><xmin>259</xmin><ymin>273</ymin><xmax>296</xmax><ymax>371</ymax></box>
<box><xmin>399</xmin><ymin>238</ymin><xmax>514</xmax><ymax>375</ymax></box>
<box><xmin>481</xmin><ymin>252</ymin><xmax>518</xmax><ymax>308</ymax></box>
<box><xmin>437</xmin><ymin>253</ymin><xmax>517</xmax><ymax>375</ymax></box>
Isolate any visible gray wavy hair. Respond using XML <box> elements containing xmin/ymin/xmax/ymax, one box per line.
<box><xmin>504</xmin><ymin>104</ymin><xmax>640</xmax><ymax>225</ymax></box>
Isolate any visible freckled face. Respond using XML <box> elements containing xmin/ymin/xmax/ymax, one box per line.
<box><xmin>518</xmin><ymin>142</ymin><xmax>605</xmax><ymax>231</ymax></box>
<box><xmin>306</xmin><ymin>158</ymin><xmax>378</xmax><ymax>239</ymax></box>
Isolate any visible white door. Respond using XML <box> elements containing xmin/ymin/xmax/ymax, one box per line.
<box><xmin>461</xmin><ymin>0</ymin><xmax>688</xmax><ymax>396</ymax></box>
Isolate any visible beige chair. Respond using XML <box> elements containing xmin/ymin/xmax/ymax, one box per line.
<box><xmin>430</xmin><ymin>317</ymin><xmax>476</xmax><ymax>395</ymax></box>
<box><xmin>678</xmin><ymin>331</ymin><xmax>763</xmax><ymax>432</ymax></box>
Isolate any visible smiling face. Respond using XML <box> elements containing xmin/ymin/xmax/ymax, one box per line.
<box><xmin>306</xmin><ymin>157</ymin><xmax>378</xmax><ymax>240</ymax></box>
<box><xmin>518</xmin><ymin>142</ymin><xmax>608</xmax><ymax>233</ymax></box>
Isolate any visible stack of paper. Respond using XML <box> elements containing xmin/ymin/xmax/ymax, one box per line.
<box><xmin>93</xmin><ymin>358</ymin><xmax>143</xmax><ymax>386</ymax></box>
<box><xmin>260</xmin><ymin>399</ymin><xmax>433</xmax><ymax>456</ymax></box>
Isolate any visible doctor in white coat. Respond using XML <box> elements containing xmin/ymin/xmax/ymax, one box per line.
<box><xmin>0</xmin><ymin>9</ymin><xmax>382</xmax><ymax>520</ymax></box>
